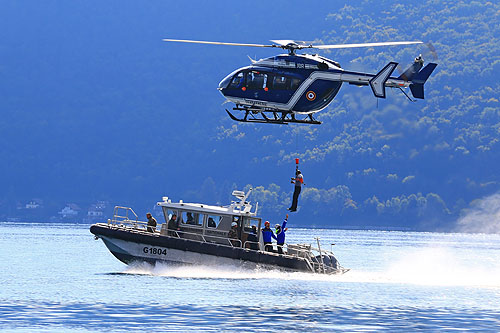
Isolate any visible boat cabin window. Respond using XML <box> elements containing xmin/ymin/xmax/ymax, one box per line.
<box><xmin>246</xmin><ymin>71</ymin><xmax>268</xmax><ymax>90</ymax></box>
<box><xmin>162</xmin><ymin>207</ymin><xmax>179</xmax><ymax>222</ymax></box>
<box><xmin>243</xmin><ymin>218</ymin><xmax>260</xmax><ymax>232</ymax></box>
<box><xmin>180</xmin><ymin>211</ymin><xmax>201</xmax><ymax>226</ymax></box>
<box><xmin>232</xmin><ymin>216</ymin><xmax>240</xmax><ymax>226</ymax></box>
<box><xmin>206</xmin><ymin>215</ymin><xmax>222</xmax><ymax>228</ymax></box>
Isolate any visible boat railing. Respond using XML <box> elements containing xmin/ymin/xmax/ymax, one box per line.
<box><xmin>108</xmin><ymin>206</ymin><xmax>149</xmax><ymax>230</ymax></box>
<box><xmin>286</xmin><ymin>242</ymin><xmax>340</xmax><ymax>273</ymax></box>
<box><xmin>159</xmin><ymin>226</ymin><xmax>243</xmax><ymax>248</ymax></box>
<box><xmin>243</xmin><ymin>240</ymin><xmax>261</xmax><ymax>251</ymax></box>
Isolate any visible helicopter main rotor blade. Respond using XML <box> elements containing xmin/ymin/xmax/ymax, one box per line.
<box><xmin>312</xmin><ymin>41</ymin><xmax>423</xmax><ymax>49</ymax></box>
<box><xmin>162</xmin><ymin>38</ymin><xmax>278</xmax><ymax>48</ymax></box>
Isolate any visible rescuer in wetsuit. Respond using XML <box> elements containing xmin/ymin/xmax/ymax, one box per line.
<box><xmin>288</xmin><ymin>170</ymin><xmax>304</xmax><ymax>212</ymax></box>
<box><xmin>261</xmin><ymin>221</ymin><xmax>277</xmax><ymax>252</ymax></box>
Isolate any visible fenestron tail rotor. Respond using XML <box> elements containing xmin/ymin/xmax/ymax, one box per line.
<box><xmin>396</xmin><ymin>42</ymin><xmax>438</xmax><ymax>82</ymax></box>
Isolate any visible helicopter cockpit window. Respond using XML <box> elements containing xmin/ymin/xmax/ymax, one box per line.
<box><xmin>228</xmin><ymin>72</ymin><xmax>244</xmax><ymax>89</ymax></box>
<box><xmin>246</xmin><ymin>71</ymin><xmax>267</xmax><ymax>90</ymax></box>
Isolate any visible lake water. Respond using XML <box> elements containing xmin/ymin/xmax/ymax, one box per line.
<box><xmin>1</xmin><ymin>222</ymin><xmax>500</xmax><ymax>332</ymax></box>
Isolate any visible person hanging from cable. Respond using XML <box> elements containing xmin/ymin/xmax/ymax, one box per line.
<box><xmin>288</xmin><ymin>158</ymin><xmax>304</xmax><ymax>212</ymax></box>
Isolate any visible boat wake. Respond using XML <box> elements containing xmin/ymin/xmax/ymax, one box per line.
<box><xmin>119</xmin><ymin>246</ymin><xmax>500</xmax><ymax>289</ymax></box>
<box><xmin>334</xmin><ymin>246</ymin><xmax>500</xmax><ymax>289</ymax></box>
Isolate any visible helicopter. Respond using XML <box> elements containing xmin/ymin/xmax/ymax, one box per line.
<box><xmin>163</xmin><ymin>38</ymin><xmax>437</xmax><ymax>125</ymax></box>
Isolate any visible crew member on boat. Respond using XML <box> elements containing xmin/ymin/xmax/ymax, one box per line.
<box><xmin>228</xmin><ymin>222</ymin><xmax>239</xmax><ymax>246</ymax></box>
<box><xmin>275</xmin><ymin>214</ymin><xmax>288</xmax><ymax>254</ymax></box>
<box><xmin>146</xmin><ymin>213</ymin><xmax>157</xmax><ymax>233</ymax></box>
<box><xmin>262</xmin><ymin>221</ymin><xmax>277</xmax><ymax>252</ymax></box>
<box><xmin>167</xmin><ymin>214</ymin><xmax>180</xmax><ymax>237</ymax></box>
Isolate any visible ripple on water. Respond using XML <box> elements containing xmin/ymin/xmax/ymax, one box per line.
<box><xmin>1</xmin><ymin>301</ymin><xmax>500</xmax><ymax>332</ymax></box>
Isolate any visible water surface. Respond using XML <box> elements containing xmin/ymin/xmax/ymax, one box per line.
<box><xmin>1</xmin><ymin>223</ymin><xmax>500</xmax><ymax>331</ymax></box>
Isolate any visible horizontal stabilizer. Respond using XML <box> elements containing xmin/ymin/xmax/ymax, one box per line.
<box><xmin>369</xmin><ymin>62</ymin><xmax>398</xmax><ymax>98</ymax></box>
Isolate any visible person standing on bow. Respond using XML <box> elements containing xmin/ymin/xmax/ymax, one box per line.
<box><xmin>262</xmin><ymin>221</ymin><xmax>277</xmax><ymax>252</ymax></box>
<box><xmin>288</xmin><ymin>170</ymin><xmax>304</xmax><ymax>212</ymax></box>
<box><xmin>275</xmin><ymin>214</ymin><xmax>288</xmax><ymax>254</ymax></box>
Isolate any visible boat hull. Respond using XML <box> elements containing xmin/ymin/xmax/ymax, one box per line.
<box><xmin>90</xmin><ymin>224</ymin><xmax>314</xmax><ymax>273</ymax></box>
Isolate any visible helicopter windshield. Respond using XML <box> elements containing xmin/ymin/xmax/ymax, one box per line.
<box><xmin>219</xmin><ymin>68</ymin><xmax>243</xmax><ymax>89</ymax></box>
<box><xmin>228</xmin><ymin>72</ymin><xmax>244</xmax><ymax>89</ymax></box>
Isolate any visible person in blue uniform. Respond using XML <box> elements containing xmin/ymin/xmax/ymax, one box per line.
<box><xmin>275</xmin><ymin>214</ymin><xmax>288</xmax><ymax>254</ymax></box>
<box><xmin>288</xmin><ymin>170</ymin><xmax>304</xmax><ymax>212</ymax></box>
<box><xmin>261</xmin><ymin>221</ymin><xmax>277</xmax><ymax>252</ymax></box>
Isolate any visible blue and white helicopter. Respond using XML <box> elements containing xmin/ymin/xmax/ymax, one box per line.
<box><xmin>163</xmin><ymin>39</ymin><xmax>437</xmax><ymax>125</ymax></box>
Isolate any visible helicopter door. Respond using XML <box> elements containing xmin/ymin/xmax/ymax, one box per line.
<box><xmin>244</xmin><ymin>71</ymin><xmax>268</xmax><ymax>100</ymax></box>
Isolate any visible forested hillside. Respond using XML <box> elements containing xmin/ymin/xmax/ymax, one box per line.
<box><xmin>1</xmin><ymin>1</ymin><xmax>499</xmax><ymax>231</ymax></box>
<box><xmin>214</xmin><ymin>1</ymin><xmax>500</xmax><ymax>230</ymax></box>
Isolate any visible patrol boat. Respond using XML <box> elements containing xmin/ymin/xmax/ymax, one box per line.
<box><xmin>90</xmin><ymin>189</ymin><xmax>348</xmax><ymax>274</ymax></box>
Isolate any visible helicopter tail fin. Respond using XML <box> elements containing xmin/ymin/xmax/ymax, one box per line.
<box><xmin>409</xmin><ymin>63</ymin><xmax>437</xmax><ymax>99</ymax></box>
<box><xmin>369</xmin><ymin>62</ymin><xmax>398</xmax><ymax>98</ymax></box>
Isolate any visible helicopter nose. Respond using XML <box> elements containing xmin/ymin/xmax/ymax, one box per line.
<box><xmin>219</xmin><ymin>74</ymin><xmax>232</xmax><ymax>90</ymax></box>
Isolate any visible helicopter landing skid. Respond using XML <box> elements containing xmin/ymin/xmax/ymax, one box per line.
<box><xmin>226</xmin><ymin>108</ymin><xmax>321</xmax><ymax>125</ymax></box>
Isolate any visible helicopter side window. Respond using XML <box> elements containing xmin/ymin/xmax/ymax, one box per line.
<box><xmin>273</xmin><ymin>76</ymin><xmax>288</xmax><ymax>90</ymax></box>
<box><xmin>228</xmin><ymin>72</ymin><xmax>244</xmax><ymax>89</ymax></box>
<box><xmin>290</xmin><ymin>78</ymin><xmax>302</xmax><ymax>90</ymax></box>
<box><xmin>246</xmin><ymin>71</ymin><xmax>267</xmax><ymax>90</ymax></box>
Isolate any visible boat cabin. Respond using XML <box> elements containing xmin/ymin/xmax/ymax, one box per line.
<box><xmin>157</xmin><ymin>190</ymin><xmax>263</xmax><ymax>250</ymax></box>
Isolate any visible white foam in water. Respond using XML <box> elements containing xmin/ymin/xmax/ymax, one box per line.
<box><xmin>124</xmin><ymin>262</ymin><xmax>327</xmax><ymax>281</ymax></box>
<box><xmin>386</xmin><ymin>248</ymin><xmax>500</xmax><ymax>287</ymax></box>
<box><xmin>122</xmin><ymin>246</ymin><xmax>500</xmax><ymax>288</ymax></box>
<box><xmin>336</xmin><ymin>247</ymin><xmax>500</xmax><ymax>288</ymax></box>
